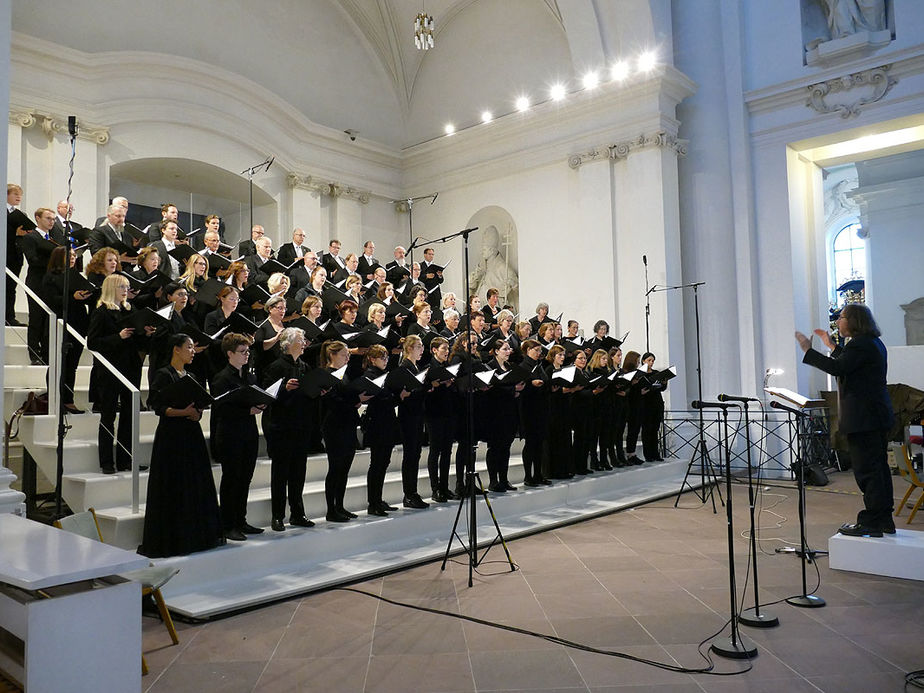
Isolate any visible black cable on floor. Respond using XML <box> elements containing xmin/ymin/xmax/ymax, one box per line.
<box><xmin>906</xmin><ymin>668</ymin><xmax>924</xmax><ymax>690</ymax></box>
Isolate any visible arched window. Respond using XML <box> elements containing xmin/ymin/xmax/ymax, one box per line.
<box><xmin>832</xmin><ymin>222</ymin><xmax>865</xmax><ymax>292</ymax></box>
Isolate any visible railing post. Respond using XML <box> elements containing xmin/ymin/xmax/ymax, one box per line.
<box><xmin>131</xmin><ymin>391</ymin><xmax>140</xmax><ymax>514</ymax></box>
<box><xmin>47</xmin><ymin>318</ymin><xmax>61</xmax><ymax>418</ymax></box>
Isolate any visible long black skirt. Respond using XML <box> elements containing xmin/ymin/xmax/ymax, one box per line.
<box><xmin>139</xmin><ymin>416</ymin><xmax>224</xmax><ymax>558</ymax></box>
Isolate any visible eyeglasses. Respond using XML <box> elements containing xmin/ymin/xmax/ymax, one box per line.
<box><xmin>235</xmin><ymin>348</ymin><xmax>250</xmax><ymax>355</ymax></box>
<box><xmin>194</xmin><ymin>261</ymin><xmax>207</xmax><ymax>267</ymax></box>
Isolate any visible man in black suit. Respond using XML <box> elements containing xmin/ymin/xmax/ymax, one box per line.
<box><xmin>93</xmin><ymin>195</ymin><xmax>128</xmax><ymax>228</ymax></box>
<box><xmin>89</xmin><ymin>204</ymin><xmax>139</xmax><ymax>269</ymax></box>
<box><xmin>331</xmin><ymin>252</ymin><xmax>361</xmax><ymax>285</ymax></box>
<box><xmin>322</xmin><ymin>239</ymin><xmax>346</xmax><ymax>276</ymax></box>
<box><xmin>420</xmin><ymin>247</ymin><xmax>444</xmax><ymax>310</ymax></box>
<box><xmin>289</xmin><ymin>251</ymin><xmax>319</xmax><ymax>292</ymax></box>
<box><xmin>276</xmin><ymin>228</ymin><xmax>310</xmax><ymax>265</ymax></box>
<box><xmin>144</xmin><ymin>203</ymin><xmax>179</xmax><ymax>243</ymax></box>
<box><xmin>385</xmin><ymin>245</ymin><xmax>411</xmax><ymax>286</ymax></box>
<box><xmin>356</xmin><ymin>240</ymin><xmax>380</xmax><ymax>281</ymax></box>
<box><xmin>21</xmin><ymin>207</ymin><xmax>64</xmax><ymax>362</ymax></box>
<box><xmin>238</xmin><ymin>224</ymin><xmax>264</xmax><ymax>257</ymax></box>
<box><xmin>150</xmin><ymin>220</ymin><xmax>183</xmax><ymax>280</ymax></box>
<box><xmin>6</xmin><ymin>184</ymin><xmax>28</xmax><ymax>326</ymax></box>
<box><xmin>245</xmin><ymin>237</ymin><xmax>274</xmax><ymax>287</ymax></box>
<box><xmin>797</xmin><ymin>304</ymin><xmax>896</xmax><ymax>537</ymax></box>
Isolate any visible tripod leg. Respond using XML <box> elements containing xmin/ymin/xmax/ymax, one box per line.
<box><xmin>474</xmin><ymin>473</ymin><xmax>517</xmax><ymax>573</ymax></box>
<box><xmin>441</xmin><ymin>472</ymin><xmax>473</xmax><ymax>571</ymax></box>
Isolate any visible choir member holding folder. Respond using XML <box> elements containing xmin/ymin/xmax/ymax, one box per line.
<box><xmin>639</xmin><ymin>352</ymin><xmax>669</xmax><ymax>462</ymax></box>
<box><xmin>261</xmin><ymin>327</ymin><xmax>315</xmax><ymax>532</ymax></box>
<box><xmin>360</xmin><ymin>344</ymin><xmax>399</xmax><ymax>515</ymax></box>
<box><xmin>546</xmin><ymin>345</ymin><xmax>575</xmax><ymax>479</ymax></box>
<box><xmin>518</xmin><ymin>339</ymin><xmax>551</xmax><ymax>487</ymax></box>
<box><xmin>425</xmin><ymin>337</ymin><xmax>458</xmax><ymax>502</ymax></box>
<box><xmin>388</xmin><ymin>335</ymin><xmax>429</xmax><ymax>509</ymax></box>
<box><xmin>483</xmin><ymin>338</ymin><xmax>524</xmax><ymax>492</ymax></box>
<box><xmin>140</xmin><ymin>334</ymin><xmax>224</xmax><ymax>558</ymax></box>
<box><xmin>211</xmin><ymin>332</ymin><xmax>266</xmax><ymax>541</ymax></box>
<box><xmin>622</xmin><ymin>351</ymin><xmax>644</xmax><ymax>464</ymax></box>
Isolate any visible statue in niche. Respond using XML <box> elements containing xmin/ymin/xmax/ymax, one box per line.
<box><xmin>901</xmin><ymin>297</ymin><xmax>924</xmax><ymax>346</ymax></box>
<box><xmin>821</xmin><ymin>0</ymin><xmax>886</xmax><ymax>39</ymax></box>
<box><xmin>469</xmin><ymin>225</ymin><xmax>519</xmax><ymax>309</ymax></box>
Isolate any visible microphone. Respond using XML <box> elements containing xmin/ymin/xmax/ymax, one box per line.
<box><xmin>717</xmin><ymin>394</ymin><xmax>760</xmax><ymax>403</ymax></box>
<box><xmin>266</xmin><ymin>156</ymin><xmax>275</xmax><ymax>172</ymax></box>
<box><xmin>431</xmin><ymin>193</ymin><xmax>438</xmax><ymax>205</ymax></box>
<box><xmin>770</xmin><ymin>400</ymin><xmax>805</xmax><ymax>416</ymax></box>
<box><xmin>643</xmin><ymin>254</ymin><xmax>647</xmax><ymax>266</ymax></box>
<box><xmin>691</xmin><ymin>400</ymin><xmax>733</xmax><ymax>410</ymax></box>
<box><xmin>68</xmin><ymin>115</ymin><xmax>78</xmax><ymax>137</ymax></box>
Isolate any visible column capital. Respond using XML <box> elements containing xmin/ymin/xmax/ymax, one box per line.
<box><xmin>568</xmin><ymin>132</ymin><xmax>688</xmax><ymax>169</ymax></box>
<box><xmin>9</xmin><ymin>109</ymin><xmax>110</xmax><ymax>145</ymax></box>
<box><xmin>286</xmin><ymin>173</ymin><xmax>370</xmax><ymax>204</ymax></box>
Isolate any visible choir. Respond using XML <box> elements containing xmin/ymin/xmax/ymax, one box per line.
<box><xmin>9</xmin><ymin>193</ymin><xmax>676</xmax><ymax>559</ymax></box>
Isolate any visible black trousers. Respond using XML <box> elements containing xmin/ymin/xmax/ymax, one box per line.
<box><xmin>847</xmin><ymin>428</ymin><xmax>894</xmax><ymax>529</ymax></box>
<box><xmin>426</xmin><ymin>415</ymin><xmax>454</xmax><ymax>493</ymax></box>
<box><xmin>613</xmin><ymin>400</ymin><xmax>627</xmax><ymax>462</ymax></box>
<box><xmin>399</xmin><ymin>412</ymin><xmax>424</xmax><ymax>497</ymax></box>
<box><xmin>486</xmin><ymin>436</ymin><xmax>514</xmax><ymax>486</ymax></box>
<box><xmin>268</xmin><ymin>440</ymin><xmax>307</xmax><ymax>520</ymax></box>
<box><xmin>625</xmin><ymin>407</ymin><xmax>642</xmax><ymax>457</ymax></box>
<box><xmin>641</xmin><ymin>401</ymin><xmax>663</xmax><ymax>460</ymax></box>
<box><xmin>6</xmin><ymin>244</ymin><xmax>22</xmax><ymax>321</ymax></box>
<box><xmin>571</xmin><ymin>417</ymin><xmax>591</xmax><ymax>473</ymax></box>
<box><xmin>219</xmin><ymin>435</ymin><xmax>258</xmax><ymax>530</ymax></box>
<box><xmin>25</xmin><ymin>279</ymin><xmax>47</xmax><ymax>362</ymax></box>
<box><xmin>97</xmin><ymin>384</ymin><xmax>133</xmax><ymax>471</ymax></box>
<box><xmin>521</xmin><ymin>432</ymin><xmax>541</xmax><ymax>482</ymax></box>
<box><xmin>323</xmin><ymin>435</ymin><xmax>355</xmax><ymax>513</ymax></box>
<box><xmin>366</xmin><ymin>441</ymin><xmax>393</xmax><ymax>505</ymax></box>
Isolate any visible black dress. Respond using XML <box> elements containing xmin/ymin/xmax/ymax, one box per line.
<box><xmin>546</xmin><ymin>363</ymin><xmax>574</xmax><ymax>479</ymax></box>
<box><xmin>483</xmin><ymin>358</ymin><xmax>519</xmax><ymax>490</ymax></box>
<box><xmin>518</xmin><ymin>356</ymin><xmax>549</xmax><ymax>485</ymax></box>
<box><xmin>139</xmin><ymin>367</ymin><xmax>223</xmax><ymax>557</ymax></box>
<box><xmin>41</xmin><ymin>269</ymin><xmax>91</xmax><ymax>406</ymax></box>
<box><xmin>391</xmin><ymin>359</ymin><xmax>426</xmax><ymax>501</ymax></box>
<box><xmin>424</xmin><ymin>358</ymin><xmax>455</xmax><ymax>498</ymax></box>
<box><xmin>361</xmin><ymin>364</ymin><xmax>398</xmax><ymax>508</ymax></box>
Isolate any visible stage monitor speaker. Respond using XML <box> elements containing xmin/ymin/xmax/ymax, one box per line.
<box><xmin>803</xmin><ymin>463</ymin><xmax>829</xmax><ymax>486</ymax></box>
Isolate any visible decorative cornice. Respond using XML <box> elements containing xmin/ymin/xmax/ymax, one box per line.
<box><xmin>9</xmin><ymin>109</ymin><xmax>110</xmax><ymax>144</ymax></box>
<box><xmin>287</xmin><ymin>173</ymin><xmax>371</xmax><ymax>204</ymax></box>
<box><xmin>805</xmin><ymin>64</ymin><xmax>897</xmax><ymax>119</ymax></box>
<box><xmin>568</xmin><ymin>132</ymin><xmax>688</xmax><ymax>169</ymax></box>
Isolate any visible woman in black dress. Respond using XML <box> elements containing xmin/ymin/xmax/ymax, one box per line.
<box><xmin>140</xmin><ymin>334</ymin><xmax>223</xmax><ymax>557</ymax></box>
<box><xmin>608</xmin><ymin>346</ymin><xmax>629</xmax><ymax>466</ymax></box>
<box><xmin>483</xmin><ymin>338</ymin><xmax>523</xmax><ymax>492</ymax></box>
<box><xmin>130</xmin><ymin>247</ymin><xmax>164</xmax><ymax>310</ymax></box>
<box><xmin>639</xmin><ymin>352</ymin><xmax>666</xmax><ymax>462</ymax></box>
<box><xmin>87</xmin><ymin>274</ymin><xmax>151</xmax><ymax>473</ymax></box>
<box><xmin>622</xmin><ymin>350</ymin><xmax>645</xmax><ymax>464</ymax></box>
<box><xmin>568</xmin><ymin>350</ymin><xmax>594</xmax><ymax>475</ymax></box>
<box><xmin>252</xmin><ymin>294</ymin><xmax>286</xmax><ymax>380</ymax></box>
<box><xmin>406</xmin><ymin>301</ymin><xmax>436</xmax><ymax>366</ymax></box>
<box><xmin>361</xmin><ymin>344</ymin><xmax>399</xmax><ymax>515</ymax></box>
<box><xmin>177</xmin><ymin>253</ymin><xmax>210</xmax><ymax>324</ymax></box>
<box><xmin>390</xmin><ymin>335</ymin><xmax>429</xmax><ymax>509</ymax></box>
<box><xmin>262</xmin><ymin>327</ymin><xmax>314</xmax><ymax>531</ymax></box>
<box><xmin>588</xmin><ymin>349</ymin><xmax>616</xmax><ymax>471</ymax></box>
<box><xmin>518</xmin><ymin>339</ymin><xmax>551</xmax><ymax>487</ymax></box>
<box><xmin>545</xmin><ymin>345</ymin><xmax>575</xmax><ymax>479</ymax></box>
<box><xmin>425</xmin><ymin>336</ymin><xmax>456</xmax><ymax>502</ymax></box>
<box><xmin>211</xmin><ymin>332</ymin><xmax>265</xmax><ymax>541</ymax></box>
<box><xmin>449</xmin><ymin>331</ymin><xmax>487</xmax><ymax>496</ymax></box>
<box><xmin>42</xmin><ymin>246</ymin><xmax>93</xmax><ymax>414</ymax></box>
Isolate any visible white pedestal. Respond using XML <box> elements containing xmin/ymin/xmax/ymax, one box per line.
<box><xmin>828</xmin><ymin>528</ymin><xmax>924</xmax><ymax>582</ymax></box>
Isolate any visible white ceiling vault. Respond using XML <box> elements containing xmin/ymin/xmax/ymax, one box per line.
<box><xmin>11</xmin><ymin>0</ymin><xmax>664</xmax><ymax>150</ymax></box>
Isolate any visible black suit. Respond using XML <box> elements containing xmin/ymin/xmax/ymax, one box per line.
<box><xmin>356</xmin><ymin>255</ymin><xmax>380</xmax><ymax>282</ymax></box>
<box><xmin>238</xmin><ymin>239</ymin><xmax>257</xmax><ymax>257</ymax></box>
<box><xmin>7</xmin><ymin>207</ymin><xmax>27</xmax><ymax>322</ymax></box>
<box><xmin>150</xmin><ymin>240</ymin><xmax>180</xmax><ymax>279</ymax></box>
<box><xmin>331</xmin><ymin>267</ymin><xmax>360</xmax><ymax>286</ymax></box>
<box><xmin>803</xmin><ymin>336</ymin><xmax>895</xmax><ymax>529</ymax></box>
<box><xmin>276</xmin><ymin>242</ymin><xmax>310</xmax><ymax>265</ymax></box>
<box><xmin>21</xmin><ymin>228</ymin><xmax>64</xmax><ymax>361</ymax></box>
<box><xmin>322</xmin><ymin>252</ymin><xmax>346</xmax><ymax>276</ymax></box>
<box><xmin>245</xmin><ymin>254</ymin><xmax>272</xmax><ymax>287</ymax></box>
<box><xmin>385</xmin><ymin>260</ymin><xmax>411</xmax><ymax>286</ymax></box>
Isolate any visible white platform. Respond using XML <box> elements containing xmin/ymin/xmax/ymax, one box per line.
<box><xmin>157</xmin><ymin>459</ymin><xmax>696</xmax><ymax>619</ymax></box>
<box><xmin>828</xmin><ymin>528</ymin><xmax>924</xmax><ymax>582</ymax></box>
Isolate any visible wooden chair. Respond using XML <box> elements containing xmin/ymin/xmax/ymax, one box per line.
<box><xmin>895</xmin><ymin>444</ymin><xmax>924</xmax><ymax>525</ymax></box>
<box><xmin>53</xmin><ymin>508</ymin><xmax>180</xmax><ymax>675</ymax></box>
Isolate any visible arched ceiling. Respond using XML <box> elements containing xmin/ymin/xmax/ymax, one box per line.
<box><xmin>11</xmin><ymin>0</ymin><xmax>581</xmax><ymax>149</ymax></box>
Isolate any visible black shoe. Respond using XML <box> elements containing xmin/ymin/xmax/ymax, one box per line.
<box><xmin>602</xmin><ymin>461</ymin><xmax>614</xmax><ymax>470</ymax></box>
<box><xmin>339</xmin><ymin>509</ymin><xmax>358</xmax><ymax>519</ymax></box>
<box><xmin>539</xmin><ymin>477</ymin><xmax>553</xmax><ymax>485</ymax></box>
<box><xmin>453</xmin><ymin>485</ymin><xmax>465</xmax><ymax>498</ymax></box>
<box><xmin>101</xmin><ymin>466</ymin><xmax>116</xmax><ymax>475</ymax></box>
<box><xmin>403</xmin><ymin>495</ymin><xmax>429</xmax><ymax>509</ymax></box>
<box><xmin>271</xmin><ymin>518</ymin><xmax>286</xmax><ymax>532</ymax></box>
<box><xmin>225</xmin><ymin>529</ymin><xmax>247</xmax><ymax>541</ymax></box>
<box><xmin>432</xmin><ymin>490</ymin><xmax>448</xmax><ymax>503</ymax></box>
<box><xmin>444</xmin><ymin>489</ymin><xmax>460</xmax><ymax>500</ymax></box>
<box><xmin>838</xmin><ymin>523</ymin><xmax>883</xmax><ymax>538</ymax></box>
<box><xmin>381</xmin><ymin>502</ymin><xmax>399</xmax><ymax>511</ymax></box>
<box><xmin>326</xmin><ymin>510</ymin><xmax>350</xmax><ymax>522</ymax></box>
<box><xmin>289</xmin><ymin>516</ymin><xmax>315</xmax><ymax>528</ymax></box>
<box><xmin>63</xmin><ymin>404</ymin><xmax>86</xmax><ymax>414</ymax></box>
<box><xmin>523</xmin><ymin>479</ymin><xmax>540</xmax><ymax>488</ymax></box>
<box><xmin>487</xmin><ymin>483</ymin><xmax>506</xmax><ymax>493</ymax></box>
<box><xmin>575</xmin><ymin>468</ymin><xmax>590</xmax><ymax>475</ymax></box>
<box><xmin>882</xmin><ymin>526</ymin><xmax>896</xmax><ymax>534</ymax></box>
<box><xmin>367</xmin><ymin>504</ymin><xmax>388</xmax><ymax>517</ymax></box>
<box><xmin>241</xmin><ymin>523</ymin><xmax>265</xmax><ymax>535</ymax></box>
<box><xmin>6</xmin><ymin>318</ymin><xmax>25</xmax><ymax>327</ymax></box>
<box><xmin>502</xmin><ymin>481</ymin><xmax>517</xmax><ymax>491</ymax></box>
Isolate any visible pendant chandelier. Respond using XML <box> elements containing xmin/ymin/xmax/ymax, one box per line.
<box><xmin>414</xmin><ymin>11</ymin><xmax>434</xmax><ymax>50</ymax></box>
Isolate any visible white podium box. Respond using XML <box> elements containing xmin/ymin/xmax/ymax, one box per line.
<box><xmin>828</xmin><ymin>528</ymin><xmax>924</xmax><ymax>582</ymax></box>
<box><xmin>0</xmin><ymin>514</ymin><xmax>148</xmax><ymax>691</ymax></box>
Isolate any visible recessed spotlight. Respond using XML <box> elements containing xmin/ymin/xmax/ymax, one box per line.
<box><xmin>610</xmin><ymin>61</ymin><xmax>629</xmax><ymax>81</ymax></box>
<box><xmin>444</xmin><ymin>123</ymin><xmax>455</xmax><ymax>135</ymax></box>
<box><xmin>481</xmin><ymin>110</ymin><xmax>493</xmax><ymax>123</ymax></box>
<box><xmin>582</xmin><ymin>71</ymin><xmax>599</xmax><ymax>89</ymax></box>
<box><xmin>638</xmin><ymin>51</ymin><xmax>656</xmax><ymax>72</ymax></box>
<box><xmin>516</xmin><ymin>96</ymin><xmax>530</xmax><ymax>112</ymax></box>
<box><xmin>550</xmin><ymin>83</ymin><xmax>566</xmax><ymax>101</ymax></box>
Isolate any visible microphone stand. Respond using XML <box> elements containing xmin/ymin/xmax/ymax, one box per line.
<box><xmin>708</xmin><ymin>402</ymin><xmax>758</xmax><ymax>660</ymax></box>
<box><xmin>391</xmin><ymin>193</ymin><xmax>437</xmax><ymax>265</ymax></box>
<box><xmin>54</xmin><ymin>117</ymin><xmax>79</xmax><ymax>519</ymax></box>
<box><xmin>643</xmin><ymin>255</ymin><xmax>652</xmax><ymax>353</ymax></box>
<box><xmin>771</xmin><ymin>400</ymin><xmax>826</xmax><ymax>608</ymax></box>
<box><xmin>737</xmin><ymin>399</ymin><xmax>780</xmax><ymax>628</ymax></box>
<box><xmin>437</xmin><ymin>226</ymin><xmax>516</xmax><ymax>587</ymax></box>
<box><xmin>240</xmin><ymin>156</ymin><xmax>274</xmax><ymax>242</ymax></box>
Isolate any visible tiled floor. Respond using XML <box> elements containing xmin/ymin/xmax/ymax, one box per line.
<box><xmin>142</xmin><ymin>471</ymin><xmax>924</xmax><ymax>692</ymax></box>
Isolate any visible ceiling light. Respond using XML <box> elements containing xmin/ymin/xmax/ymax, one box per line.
<box><xmin>516</xmin><ymin>96</ymin><xmax>530</xmax><ymax>112</ymax></box>
<box><xmin>481</xmin><ymin>111</ymin><xmax>493</xmax><ymax>123</ymax></box>
<box><xmin>582</xmin><ymin>71</ymin><xmax>599</xmax><ymax>89</ymax></box>
<box><xmin>444</xmin><ymin>123</ymin><xmax>455</xmax><ymax>135</ymax></box>
<box><xmin>550</xmin><ymin>83</ymin><xmax>566</xmax><ymax>101</ymax></box>
<box><xmin>638</xmin><ymin>51</ymin><xmax>656</xmax><ymax>72</ymax></box>
<box><xmin>610</xmin><ymin>61</ymin><xmax>629</xmax><ymax>81</ymax></box>
<box><xmin>414</xmin><ymin>11</ymin><xmax>434</xmax><ymax>50</ymax></box>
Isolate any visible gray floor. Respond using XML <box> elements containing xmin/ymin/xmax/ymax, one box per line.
<box><xmin>141</xmin><ymin>471</ymin><xmax>924</xmax><ymax>692</ymax></box>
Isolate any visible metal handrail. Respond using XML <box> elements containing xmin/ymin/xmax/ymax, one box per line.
<box><xmin>5</xmin><ymin>268</ymin><xmax>143</xmax><ymax>512</ymax></box>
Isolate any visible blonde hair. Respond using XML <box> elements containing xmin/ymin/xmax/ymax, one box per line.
<box><xmin>321</xmin><ymin>340</ymin><xmax>348</xmax><ymax>367</ymax></box>
<box><xmin>178</xmin><ymin>253</ymin><xmax>209</xmax><ymax>291</ymax></box>
<box><xmin>97</xmin><ymin>273</ymin><xmax>130</xmax><ymax>310</ymax></box>
<box><xmin>401</xmin><ymin>334</ymin><xmax>423</xmax><ymax>359</ymax></box>
<box><xmin>267</xmin><ymin>272</ymin><xmax>289</xmax><ymax>295</ymax></box>
<box><xmin>366</xmin><ymin>302</ymin><xmax>386</xmax><ymax>322</ymax></box>
<box><xmin>588</xmin><ymin>349</ymin><xmax>610</xmax><ymax>371</ymax></box>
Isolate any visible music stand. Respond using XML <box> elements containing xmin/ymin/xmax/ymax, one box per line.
<box><xmin>767</xmin><ymin>388</ymin><xmax>827</xmax><ymax>608</ymax></box>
